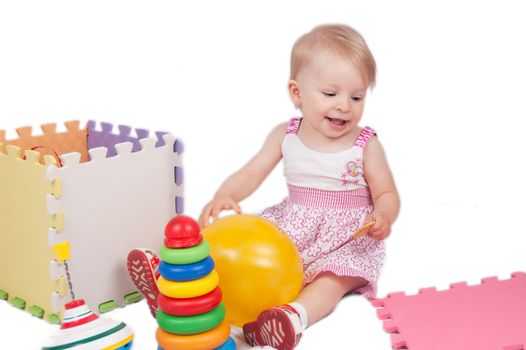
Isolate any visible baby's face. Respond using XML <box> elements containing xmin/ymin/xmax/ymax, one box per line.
<box><xmin>292</xmin><ymin>51</ymin><xmax>368</xmax><ymax>140</ymax></box>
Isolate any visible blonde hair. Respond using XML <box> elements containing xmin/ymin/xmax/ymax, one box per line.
<box><xmin>290</xmin><ymin>24</ymin><xmax>377</xmax><ymax>88</ymax></box>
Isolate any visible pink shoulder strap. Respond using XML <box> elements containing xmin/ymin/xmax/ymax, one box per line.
<box><xmin>354</xmin><ymin>126</ymin><xmax>376</xmax><ymax>149</ymax></box>
<box><xmin>286</xmin><ymin>117</ymin><xmax>302</xmax><ymax>134</ymax></box>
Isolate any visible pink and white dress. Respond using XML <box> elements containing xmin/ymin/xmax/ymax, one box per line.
<box><xmin>260</xmin><ymin>117</ymin><xmax>385</xmax><ymax>300</ymax></box>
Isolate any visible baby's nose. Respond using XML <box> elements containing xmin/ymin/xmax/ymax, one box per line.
<box><xmin>336</xmin><ymin>98</ymin><xmax>351</xmax><ymax>112</ymax></box>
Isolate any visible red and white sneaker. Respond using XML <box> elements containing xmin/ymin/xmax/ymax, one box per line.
<box><xmin>127</xmin><ymin>248</ymin><xmax>160</xmax><ymax>317</ymax></box>
<box><xmin>243</xmin><ymin>305</ymin><xmax>303</xmax><ymax>350</ymax></box>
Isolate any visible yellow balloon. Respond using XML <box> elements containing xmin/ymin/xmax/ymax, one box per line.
<box><xmin>203</xmin><ymin>214</ymin><xmax>303</xmax><ymax>327</ymax></box>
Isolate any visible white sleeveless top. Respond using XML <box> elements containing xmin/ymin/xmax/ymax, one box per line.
<box><xmin>282</xmin><ymin>117</ymin><xmax>376</xmax><ymax>191</ymax></box>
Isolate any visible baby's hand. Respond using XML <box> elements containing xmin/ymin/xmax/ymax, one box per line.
<box><xmin>365</xmin><ymin>211</ymin><xmax>391</xmax><ymax>240</ymax></box>
<box><xmin>199</xmin><ymin>195</ymin><xmax>241</xmax><ymax>228</ymax></box>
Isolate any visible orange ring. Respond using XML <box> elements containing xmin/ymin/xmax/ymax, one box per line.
<box><xmin>156</xmin><ymin>318</ymin><xmax>230</xmax><ymax>350</ymax></box>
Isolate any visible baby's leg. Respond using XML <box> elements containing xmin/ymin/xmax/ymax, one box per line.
<box><xmin>296</xmin><ymin>272</ymin><xmax>368</xmax><ymax>326</ymax></box>
<box><xmin>243</xmin><ymin>272</ymin><xmax>368</xmax><ymax>349</ymax></box>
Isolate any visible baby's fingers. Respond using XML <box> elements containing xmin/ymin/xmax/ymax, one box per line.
<box><xmin>371</xmin><ymin>219</ymin><xmax>384</xmax><ymax>233</ymax></box>
<box><xmin>210</xmin><ymin>204</ymin><xmax>224</xmax><ymax>221</ymax></box>
<box><xmin>369</xmin><ymin>224</ymin><xmax>391</xmax><ymax>240</ymax></box>
<box><xmin>223</xmin><ymin>204</ymin><xmax>241</xmax><ymax>214</ymax></box>
<box><xmin>200</xmin><ymin>199</ymin><xmax>241</xmax><ymax>228</ymax></box>
<box><xmin>211</xmin><ymin>202</ymin><xmax>242</xmax><ymax>220</ymax></box>
<box><xmin>231</xmin><ymin>202</ymin><xmax>242</xmax><ymax>213</ymax></box>
<box><xmin>199</xmin><ymin>204</ymin><xmax>214</xmax><ymax>228</ymax></box>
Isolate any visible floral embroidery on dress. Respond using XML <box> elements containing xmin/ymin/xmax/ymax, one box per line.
<box><xmin>341</xmin><ymin>158</ymin><xmax>363</xmax><ymax>186</ymax></box>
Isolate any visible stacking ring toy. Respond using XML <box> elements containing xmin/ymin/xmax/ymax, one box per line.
<box><xmin>156</xmin><ymin>318</ymin><xmax>230</xmax><ymax>350</ymax></box>
<box><xmin>156</xmin><ymin>304</ymin><xmax>226</xmax><ymax>335</ymax></box>
<box><xmin>158</xmin><ymin>287</ymin><xmax>222</xmax><ymax>316</ymax></box>
<box><xmin>164</xmin><ymin>215</ymin><xmax>203</xmax><ymax>248</ymax></box>
<box><xmin>215</xmin><ymin>337</ymin><xmax>236</xmax><ymax>350</ymax></box>
<box><xmin>158</xmin><ymin>270</ymin><xmax>219</xmax><ymax>298</ymax></box>
<box><xmin>160</xmin><ymin>241</ymin><xmax>210</xmax><ymax>265</ymax></box>
<box><xmin>159</xmin><ymin>256</ymin><xmax>215</xmax><ymax>282</ymax></box>
<box><xmin>159</xmin><ymin>339</ymin><xmax>235</xmax><ymax>350</ymax></box>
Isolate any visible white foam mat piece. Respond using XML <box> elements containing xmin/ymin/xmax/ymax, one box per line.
<box><xmin>46</xmin><ymin>134</ymin><xmax>182</xmax><ymax>312</ymax></box>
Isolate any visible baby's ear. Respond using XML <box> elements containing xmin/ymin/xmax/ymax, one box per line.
<box><xmin>288</xmin><ymin>79</ymin><xmax>301</xmax><ymax>108</ymax></box>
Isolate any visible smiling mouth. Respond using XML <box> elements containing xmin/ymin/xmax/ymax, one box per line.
<box><xmin>325</xmin><ymin>116</ymin><xmax>349</xmax><ymax>126</ymax></box>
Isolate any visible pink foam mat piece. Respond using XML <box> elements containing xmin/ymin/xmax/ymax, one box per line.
<box><xmin>373</xmin><ymin>272</ymin><xmax>526</xmax><ymax>350</ymax></box>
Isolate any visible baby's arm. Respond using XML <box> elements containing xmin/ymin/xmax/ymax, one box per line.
<box><xmin>199</xmin><ymin>122</ymin><xmax>287</xmax><ymax>227</ymax></box>
<box><xmin>363</xmin><ymin>136</ymin><xmax>400</xmax><ymax>240</ymax></box>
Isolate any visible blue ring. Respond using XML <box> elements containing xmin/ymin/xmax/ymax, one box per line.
<box><xmin>116</xmin><ymin>340</ymin><xmax>133</xmax><ymax>350</ymax></box>
<box><xmin>214</xmin><ymin>337</ymin><xmax>236</xmax><ymax>350</ymax></box>
<box><xmin>159</xmin><ymin>256</ymin><xmax>215</xmax><ymax>282</ymax></box>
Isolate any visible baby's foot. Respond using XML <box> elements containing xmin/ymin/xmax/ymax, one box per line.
<box><xmin>127</xmin><ymin>248</ymin><xmax>160</xmax><ymax>317</ymax></box>
<box><xmin>243</xmin><ymin>305</ymin><xmax>303</xmax><ymax>350</ymax></box>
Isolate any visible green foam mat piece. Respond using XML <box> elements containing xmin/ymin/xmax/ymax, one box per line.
<box><xmin>124</xmin><ymin>292</ymin><xmax>142</xmax><ymax>304</ymax></box>
<box><xmin>99</xmin><ymin>300</ymin><xmax>117</xmax><ymax>313</ymax></box>
<box><xmin>29</xmin><ymin>305</ymin><xmax>45</xmax><ymax>318</ymax></box>
<box><xmin>47</xmin><ymin>314</ymin><xmax>61</xmax><ymax>325</ymax></box>
<box><xmin>10</xmin><ymin>297</ymin><xmax>26</xmax><ymax>309</ymax></box>
<box><xmin>0</xmin><ymin>290</ymin><xmax>8</xmax><ymax>300</ymax></box>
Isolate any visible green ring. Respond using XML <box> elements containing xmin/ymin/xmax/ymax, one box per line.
<box><xmin>156</xmin><ymin>303</ymin><xmax>226</xmax><ymax>335</ymax></box>
<box><xmin>159</xmin><ymin>240</ymin><xmax>210</xmax><ymax>265</ymax></box>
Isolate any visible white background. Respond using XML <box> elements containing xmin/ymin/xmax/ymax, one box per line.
<box><xmin>1</xmin><ymin>0</ymin><xmax>525</xmax><ymax>349</ymax></box>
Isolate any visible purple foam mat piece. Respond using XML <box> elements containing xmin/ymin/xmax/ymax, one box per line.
<box><xmin>135</xmin><ymin>128</ymin><xmax>149</xmax><ymax>140</ymax></box>
<box><xmin>174</xmin><ymin>139</ymin><xmax>184</xmax><ymax>154</ymax></box>
<box><xmin>87</xmin><ymin>121</ymin><xmax>154</xmax><ymax>156</ymax></box>
<box><xmin>174</xmin><ymin>167</ymin><xmax>183</xmax><ymax>185</ymax></box>
<box><xmin>176</xmin><ymin>196</ymin><xmax>184</xmax><ymax>214</ymax></box>
<box><xmin>86</xmin><ymin>121</ymin><xmax>184</xmax><ymax>216</ymax></box>
<box><xmin>155</xmin><ymin>131</ymin><xmax>168</xmax><ymax>147</ymax></box>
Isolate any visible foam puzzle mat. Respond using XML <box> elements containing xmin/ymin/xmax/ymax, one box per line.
<box><xmin>1</xmin><ymin>121</ymin><xmax>183</xmax><ymax>322</ymax></box>
<box><xmin>373</xmin><ymin>272</ymin><xmax>526</xmax><ymax>350</ymax></box>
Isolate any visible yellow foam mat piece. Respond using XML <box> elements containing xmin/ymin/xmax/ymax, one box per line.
<box><xmin>0</xmin><ymin>121</ymin><xmax>89</xmax><ymax>164</ymax></box>
<box><xmin>0</xmin><ymin>144</ymin><xmax>59</xmax><ymax>317</ymax></box>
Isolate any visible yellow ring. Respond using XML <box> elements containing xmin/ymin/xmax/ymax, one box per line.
<box><xmin>156</xmin><ymin>318</ymin><xmax>230</xmax><ymax>350</ymax></box>
<box><xmin>158</xmin><ymin>270</ymin><xmax>219</xmax><ymax>298</ymax></box>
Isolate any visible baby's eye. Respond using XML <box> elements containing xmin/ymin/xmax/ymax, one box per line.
<box><xmin>322</xmin><ymin>91</ymin><xmax>336</xmax><ymax>97</ymax></box>
<box><xmin>351</xmin><ymin>96</ymin><xmax>363</xmax><ymax>102</ymax></box>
